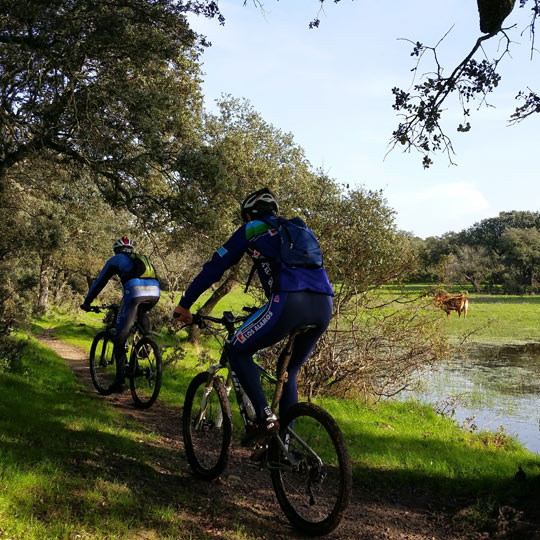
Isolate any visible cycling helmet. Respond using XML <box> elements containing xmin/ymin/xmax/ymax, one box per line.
<box><xmin>240</xmin><ymin>187</ymin><xmax>279</xmax><ymax>222</ymax></box>
<box><xmin>112</xmin><ymin>236</ymin><xmax>134</xmax><ymax>254</ymax></box>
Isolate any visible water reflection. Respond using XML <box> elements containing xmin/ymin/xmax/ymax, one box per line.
<box><xmin>404</xmin><ymin>343</ymin><xmax>540</xmax><ymax>454</ymax></box>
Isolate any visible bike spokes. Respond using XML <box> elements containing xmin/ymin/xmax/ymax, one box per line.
<box><xmin>183</xmin><ymin>372</ymin><xmax>232</xmax><ymax>480</ymax></box>
<box><xmin>129</xmin><ymin>338</ymin><xmax>162</xmax><ymax>409</ymax></box>
<box><xmin>269</xmin><ymin>402</ymin><xmax>352</xmax><ymax>535</ymax></box>
<box><xmin>89</xmin><ymin>331</ymin><xmax>117</xmax><ymax>395</ymax></box>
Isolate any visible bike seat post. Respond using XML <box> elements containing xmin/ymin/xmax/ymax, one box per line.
<box><xmin>270</xmin><ymin>329</ymin><xmax>299</xmax><ymax>414</ymax></box>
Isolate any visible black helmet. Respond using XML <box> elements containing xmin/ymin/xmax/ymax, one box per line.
<box><xmin>113</xmin><ymin>236</ymin><xmax>135</xmax><ymax>254</ymax></box>
<box><xmin>240</xmin><ymin>187</ymin><xmax>279</xmax><ymax>222</ymax></box>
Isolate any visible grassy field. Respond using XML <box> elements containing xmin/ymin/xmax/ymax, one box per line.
<box><xmin>439</xmin><ymin>293</ymin><xmax>540</xmax><ymax>345</ymax></box>
<box><xmin>1</xmin><ymin>290</ymin><xmax>540</xmax><ymax>538</ymax></box>
<box><xmin>383</xmin><ymin>283</ymin><xmax>540</xmax><ymax>345</ymax></box>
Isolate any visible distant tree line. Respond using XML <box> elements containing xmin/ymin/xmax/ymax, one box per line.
<box><xmin>412</xmin><ymin>210</ymin><xmax>540</xmax><ymax>294</ymax></box>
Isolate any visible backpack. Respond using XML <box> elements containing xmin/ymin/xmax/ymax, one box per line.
<box><xmin>245</xmin><ymin>216</ymin><xmax>323</xmax><ymax>292</ymax></box>
<box><xmin>269</xmin><ymin>216</ymin><xmax>323</xmax><ymax>269</ymax></box>
<box><xmin>128</xmin><ymin>252</ymin><xmax>157</xmax><ymax>280</ymax></box>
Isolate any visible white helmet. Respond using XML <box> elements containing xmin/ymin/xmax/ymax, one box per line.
<box><xmin>113</xmin><ymin>236</ymin><xmax>134</xmax><ymax>254</ymax></box>
<box><xmin>240</xmin><ymin>187</ymin><xmax>279</xmax><ymax>222</ymax></box>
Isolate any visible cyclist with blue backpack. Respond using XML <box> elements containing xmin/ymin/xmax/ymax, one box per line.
<box><xmin>173</xmin><ymin>188</ymin><xmax>333</xmax><ymax>443</ymax></box>
<box><xmin>81</xmin><ymin>236</ymin><xmax>160</xmax><ymax>392</ymax></box>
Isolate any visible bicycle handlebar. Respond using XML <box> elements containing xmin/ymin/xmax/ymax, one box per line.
<box><xmin>173</xmin><ymin>306</ymin><xmax>257</xmax><ymax>331</ymax></box>
<box><xmin>88</xmin><ymin>303</ymin><xmax>118</xmax><ymax>313</ymax></box>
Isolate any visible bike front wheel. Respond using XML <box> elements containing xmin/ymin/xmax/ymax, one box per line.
<box><xmin>128</xmin><ymin>336</ymin><xmax>162</xmax><ymax>409</ymax></box>
<box><xmin>268</xmin><ymin>402</ymin><xmax>352</xmax><ymax>536</ymax></box>
<box><xmin>182</xmin><ymin>371</ymin><xmax>232</xmax><ymax>480</ymax></box>
<box><xmin>89</xmin><ymin>330</ymin><xmax>117</xmax><ymax>395</ymax></box>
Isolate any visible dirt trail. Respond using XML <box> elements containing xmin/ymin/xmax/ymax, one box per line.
<box><xmin>36</xmin><ymin>333</ymin><xmax>533</xmax><ymax>540</ymax></box>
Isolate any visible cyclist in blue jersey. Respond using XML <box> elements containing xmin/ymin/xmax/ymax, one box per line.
<box><xmin>173</xmin><ymin>188</ymin><xmax>333</xmax><ymax>444</ymax></box>
<box><xmin>81</xmin><ymin>236</ymin><xmax>161</xmax><ymax>392</ymax></box>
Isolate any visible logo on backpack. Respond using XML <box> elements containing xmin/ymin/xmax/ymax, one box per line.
<box><xmin>129</xmin><ymin>253</ymin><xmax>157</xmax><ymax>280</ymax></box>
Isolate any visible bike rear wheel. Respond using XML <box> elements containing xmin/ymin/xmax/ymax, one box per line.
<box><xmin>183</xmin><ymin>371</ymin><xmax>232</xmax><ymax>480</ymax></box>
<box><xmin>128</xmin><ymin>336</ymin><xmax>162</xmax><ymax>409</ymax></box>
<box><xmin>89</xmin><ymin>330</ymin><xmax>117</xmax><ymax>395</ymax></box>
<box><xmin>268</xmin><ymin>402</ymin><xmax>352</xmax><ymax>536</ymax></box>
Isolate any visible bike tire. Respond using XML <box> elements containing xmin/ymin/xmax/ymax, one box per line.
<box><xmin>268</xmin><ymin>402</ymin><xmax>352</xmax><ymax>536</ymax></box>
<box><xmin>128</xmin><ymin>336</ymin><xmax>162</xmax><ymax>409</ymax></box>
<box><xmin>182</xmin><ymin>371</ymin><xmax>232</xmax><ymax>480</ymax></box>
<box><xmin>89</xmin><ymin>330</ymin><xmax>117</xmax><ymax>395</ymax></box>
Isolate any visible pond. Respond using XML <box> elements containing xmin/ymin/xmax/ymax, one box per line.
<box><xmin>404</xmin><ymin>343</ymin><xmax>540</xmax><ymax>454</ymax></box>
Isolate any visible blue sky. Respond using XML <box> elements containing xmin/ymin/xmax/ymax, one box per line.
<box><xmin>188</xmin><ymin>1</ymin><xmax>539</xmax><ymax>238</ymax></box>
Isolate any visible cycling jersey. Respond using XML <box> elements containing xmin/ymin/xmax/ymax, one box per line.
<box><xmin>84</xmin><ymin>253</ymin><xmax>160</xmax><ymax>305</ymax></box>
<box><xmin>179</xmin><ymin>215</ymin><xmax>333</xmax><ymax>309</ymax></box>
<box><xmin>84</xmin><ymin>253</ymin><xmax>160</xmax><ymax>384</ymax></box>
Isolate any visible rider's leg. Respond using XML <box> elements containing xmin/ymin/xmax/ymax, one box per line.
<box><xmin>275</xmin><ymin>293</ymin><xmax>333</xmax><ymax>416</ymax></box>
<box><xmin>228</xmin><ymin>295</ymin><xmax>290</xmax><ymax>420</ymax></box>
<box><xmin>137</xmin><ymin>297</ymin><xmax>158</xmax><ymax>335</ymax></box>
<box><xmin>228</xmin><ymin>292</ymin><xmax>332</xmax><ymax>420</ymax></box>
<box><xmin>114</xmin><ymin>298</ymin><xmax>140</xmax><ymax>384</ymax></box>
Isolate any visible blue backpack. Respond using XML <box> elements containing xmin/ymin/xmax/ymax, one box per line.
<box><xmin>245</xmin><ymin>216</ymin><xmax>323</xmax><ymax>292</ymax></box>
<box><xmin>269</xmin><ymin>216</ymin><xmax>323</xmax><ymax>269</ymax></box>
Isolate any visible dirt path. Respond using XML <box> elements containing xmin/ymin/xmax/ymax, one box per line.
<box><xmin>36</xmin><ymin>333</ymin><xmax>533</xmax><ymax>540</ymax></box>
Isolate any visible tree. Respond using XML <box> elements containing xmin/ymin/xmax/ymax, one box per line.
<box><xmin>388</xmin><ymin>0</ymin><xmax>539</xmax><ymax>166</ymax></box>
<box><xmin>418</xmin><ymin>210</ymin><xmax>540</xmax><ymax>292</ymax></box>
<box><xmin>445</xmin><ymin>245</ymin><xmax>495</xmax><ymax>292</ymax></box>
<box><xmin>500</xmin><ymin>227</ymin><xmax>540</xmax><ymax>288</ymax></box>
<box><xmin>271</xmin><ymin>0</ymin><xmax>538</xmax><ymax>166</ymax></box>
<box><xmin>0</xmin><ymin>0</ymin><xmax>208</xmax><ymax>214</ymax></box>
<box><xmin>462</xmin><ymin>211</ymin><xmax>540</xmax><ymax>255</ymax></box>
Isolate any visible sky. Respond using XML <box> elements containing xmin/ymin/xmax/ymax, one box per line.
<box><xmin>187</xmin><ymin>1</ymin><xmax>539</xmax><ymax>238</ymax></box>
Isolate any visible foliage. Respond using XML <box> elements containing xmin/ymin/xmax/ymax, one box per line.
<box><xmin>0</xmin><ymin>0</ymin><xmax>208</xmax><ymax>214</ymax></box>
<box><xmin>388</xmin><ymin>0</ymin><xmax>539</xmax><ymax>166</ymax></box>
<box><xmin>299</xmin><ymin>293</ymin><xmax>452</xmax><ymax>399</ymax></box>
<box><xmin>419</xmin><ymin>211</ymin><xmax>540</xmax><ymax>293</ymax></box>
<box><xmin>445</xmin><ymin>245</ymin><xmax>498</xmax><ymax>293</ymax></box>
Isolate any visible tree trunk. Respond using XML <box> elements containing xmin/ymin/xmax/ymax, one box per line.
<box><xmin>54</xmin><ymin>270</ymin><xmax>69</xmax><ymax>303</ymax></box>
<box><xmin>37</xmin><ymin>255</ymin><xmax>51</xmax><ymax>311</ymax></box>
<box><xmin>188</xmin><ymin>269</ymin><xmax>239</xmax><ymax>345</ymax></box>
<box><xmin>464</xmin><ymin>273</ymin><xmax>481</xmax><ymax>293</ymax></box>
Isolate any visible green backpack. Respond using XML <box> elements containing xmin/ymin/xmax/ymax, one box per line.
<box><xmin>129</xmin><ymin>252</ymin><xmax>157</xmax><ymax>280</ymax></box>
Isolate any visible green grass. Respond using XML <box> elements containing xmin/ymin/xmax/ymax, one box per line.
<box><xmin>383</xmin><ymin>283</ymin><xmax>540</xmax><ymax>345</ymax></box>
<box><xmin>0</xmin><ymin>335</ymin><xmax>210</xmax><ymax>540</ymax></box>
<box><xmin>3</xmin><ymin>290</ymin><xmax>539</xmax><ymax>537</ymax></box>
<box><xmin>33</xmin><ymin>306</ymin><xmax>540</xmax><ymax>485</ymax></box>
<box><xmin>439</xmin><ymin>293</ymin><xmax>540</xmax><ymax>345</ymax></box>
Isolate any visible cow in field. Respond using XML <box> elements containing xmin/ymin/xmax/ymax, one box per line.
<box><xmin>435</xmin><ymin>293</ymin><xmax>469</xmax><ymax>318</ymax></box>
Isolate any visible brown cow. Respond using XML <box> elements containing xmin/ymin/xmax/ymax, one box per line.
<box><xmin>435</xmin><ymin>293</ymin><xmax>469</xmax><ymax>318</ymax></box>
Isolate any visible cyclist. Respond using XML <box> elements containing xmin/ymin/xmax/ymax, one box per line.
<box><xmin>173</xmin><ymin>188</ymin><xmax>334</xmax><ymax>443</ymax></box>
<box><xmin>81</xmin><ymin>236</ymin><xmax>161</xmax><ymax>391</ymax></box>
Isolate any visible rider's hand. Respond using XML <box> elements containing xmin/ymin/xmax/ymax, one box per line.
<box><xmin>80</xmin><ymin>303</ymin><xmax>91</xmax><ymax>312</ymax></box>
<box><xmin>172</xmin><ymin>305</ymin><xmax>192</xmax><ymax>325</ymax></box>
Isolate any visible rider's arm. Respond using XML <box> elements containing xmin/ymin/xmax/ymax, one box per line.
<box><xmin>84</xmin><ymin>257</ymin><xmax>120</xmax><ymax>305</ymax></box>
<box><xmin>179</xmin><ymin>226</ymin><xmax>248</xmax><ymax>310</ymax></box>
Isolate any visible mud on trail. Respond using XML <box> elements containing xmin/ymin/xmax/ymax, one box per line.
<box><xmin>36</xmin><ymin>333</ymin><xmax>540</xmax><ymax>540</ymax></box>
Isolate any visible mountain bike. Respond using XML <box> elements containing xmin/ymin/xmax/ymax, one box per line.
<box><xmin>180</xmin><ymin>308</ymin><xmax>352</xmax><ymax>536</ymax></box>
<box><xmin>88</xmin><ymin>304</ymin><xmax>162</xmax><ymax>409</ymax></box>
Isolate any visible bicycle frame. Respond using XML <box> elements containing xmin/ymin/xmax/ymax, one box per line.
<box><xmin>182</xmin><ymin>308</ymin><xmax>352</xmax><ymax>535</ymax></box>
<box><xmin>189</xmin><ymin>310</ymin><xmax>319</xmax><ymax>470</ymax></box>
